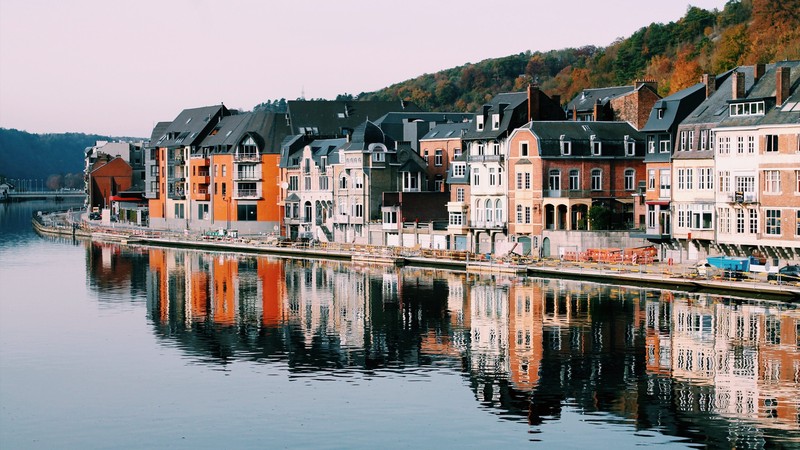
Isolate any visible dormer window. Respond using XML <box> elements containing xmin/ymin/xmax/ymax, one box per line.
<box><xmin>729</xmin><ymin>101</ymin><xmax>765</xmax><ymax>117</ymax></box>
<box><xmin>591</xmin><ymin>135</ymin><xmax>601</xmax><ymax>155</ymax></box>
<box><xmin>476</xmin><ymin>115</ymin><xmax>484</xmax><ymax>131</ymax></box>
<box><xmin>560</xmin><ymin>135</ymin><xmax>571</xmax><ymax>155</ymax></box>
<box><xmin>492</xmin><ymin>113</ymin><xmax>500</xmax><ymax>130</ymax></box>
<box><xmin>657</xmin><ymin>108</ymin><xmax>665</xmax><ymax>119</ymax></box>
<box><xmin>624</xmin><ymin>136</ymin><xmax>635</xmax><ymax>156</ymax></box>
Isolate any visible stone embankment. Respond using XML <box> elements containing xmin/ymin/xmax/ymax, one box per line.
<box><xmin>32</xmin><ymin>211</ymin><xmax>800</xmax><ymax>300</ymax></box>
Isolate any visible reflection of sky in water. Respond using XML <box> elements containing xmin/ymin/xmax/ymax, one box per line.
<box><xmin>1</xmin><ymin>204</ymin><xmax>798</xmax><ymax>449</ymax></box>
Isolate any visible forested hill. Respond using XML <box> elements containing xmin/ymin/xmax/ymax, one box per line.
<box><xmin>0</xmin><ymin>128</ymin><xmax>128</xmax><ymax>183</ymax></box>
<box><xmin>351</xmin><ymin>0</ymin><xmax>799</xmax><ymax>112</ymax></box>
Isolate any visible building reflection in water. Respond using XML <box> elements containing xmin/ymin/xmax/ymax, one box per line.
<box><xmin>87</xmin><ymin>243</ymin><xmax>800</xmax><ymax>448</ymax></box>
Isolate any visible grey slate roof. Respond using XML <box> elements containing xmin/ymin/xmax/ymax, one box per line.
<box><xmin>680</xmin><ymin>68</ymin><xmax>743</xmax><ymax>126</ymax></box>
<box><xmin>526</xmin><ymin>121</ymin><xmax>645</xmax><ymax>158</ymax></box>
<box><xmin>641</xmin><ymin>83</ymin><xmax>707</xmax><ymax>133</ymax></box>
<box><xmin>148</xmin><ymin>121</ymin><xmax>172</xmax><ymax>146</ymax></box>
<box><xmin>287</xmin><ymin>100</ymin><xmax>422</xmax><ymax>137</ymax></box>
<box><xmin>154</xmin><ymin>105</ymin><xmax>229</xmax><ymax>148</ymax></box>
<box><xmin>717</xmin><ymin>61</ymin><xmax>800</xmax><ymax>128</ymax></box>
<box><xmin>421</xmin><ymin>122</ymin><xmax>471</xmax><ymax>140</ymax></box>
<box><xmin>198</xmin><ymin>111</ymin><xmax>291</xmax><ymax>155</ymax></box>
<box><xmin>566</xmin><ymin>86</ymin><xmax>635</xmax><ymax>112</ymax></box>
<box><xmin>340</xmin><ymin>120</ymin><xmax>393</xmax><ymax>151</ymax></box>
<box><xmin>462</xmin><ymin>92</ymin><xmax>528</xmax><ymax>140</ymax></box>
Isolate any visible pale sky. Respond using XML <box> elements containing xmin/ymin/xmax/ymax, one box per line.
<box><xmin>0</xmin><ymin>0</ymin><xmax>727</xmax><ymax>137</ymax></box>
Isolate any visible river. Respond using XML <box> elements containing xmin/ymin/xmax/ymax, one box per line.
<box><xmin>1</xmin><ymin>200</ymin><xmax>798</xmax><ymax>449</ymax></box>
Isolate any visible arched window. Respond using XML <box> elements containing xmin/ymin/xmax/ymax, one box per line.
<box><xmin>485</xmin><ymin>199</ymin><xmax>493</xmax><ymax>222</ymax></box>
<box><xmin>495</xmin><ymin>199</ymin><xmax>503</xmax><ymax>223</ymax></box>
<box><xmin>624</xmin><ymin>168</ymin><xmax>635</xmax><ymax>191</ymax></box>
<box><xmin>476</xmin><ymin>199</ymin><xmax>483</xmax><ymax>222</ymax></box>
<box><xmin>304</xmin><ymin>201</ymin><xmax>312</xmax><ymax>222</ymax></box>
<box><xmin>339</xmin><ymin>175</ymin><xmax>347</xmax><ymax>189</ymax></box>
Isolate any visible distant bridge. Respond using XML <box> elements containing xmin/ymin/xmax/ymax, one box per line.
<box><xmin>2</xmin><ymin>191</ymin><xmax>85</xmax><ymax>203</ymax></box>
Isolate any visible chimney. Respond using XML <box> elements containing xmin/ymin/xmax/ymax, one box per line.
<box><xmin>572</xmin><ymin>105</ymin><xmax>578</xmax><ymax>122</ymax></box>
<box><xmin>754</xmin><ymin>64</ymin><xmax>766</xmax><ymax>82</ymax></box>
<box><xmin>635</xmin><ymin>79</ymin><xmax>657</xmax><ymax>92</ymax></box>
<box><xmin>701</xmin><ymin>74</ymin><xmax>716</xmax><ymax>98</ymax></box>
<box><xmin>732</xmin><ymin>71</ymin><xmax>745</xmax><ymax>100</ymax></box>
<box><xmin>527</xmin><ymin>84</ymin><xmax>541</xmax><ymax>122</ymax></box>
<box><xmin>593</xmin><ymin>99</ymin><xmax>602</xmax><ymax>121</ymax></box>
<box><xmin>776</xmin><ymin>66</ymin><xmax>790</xmax><ymax>106</ymax></box>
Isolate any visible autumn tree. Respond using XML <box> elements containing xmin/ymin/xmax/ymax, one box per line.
<box><xmin>669</xmin><ymin>47</ymin><xmax>703</xmax><ymax>94</ymax></box>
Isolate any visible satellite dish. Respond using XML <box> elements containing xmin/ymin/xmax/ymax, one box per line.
<box><xmin>280</xmin><ymin>182</ymin><xmax>289</xmax><ymax>189</ymax></box>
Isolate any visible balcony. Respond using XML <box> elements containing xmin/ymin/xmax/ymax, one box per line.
<box><xmin>235</xmin><ymin>172</ymin><xmax>261</xmax><ymax>181</ymax></box>
<box><xmin>726</xmin><ymin>192</ymin><xmax>757</xmax><ymax>203</ymax></box>
<box><xmin>234</xmin><ymin>189</ymin><xmax>260</xmax><ymax>199</ymax></box>
<box><xmin>469</xmin><ymin>221</ymin><xmax>505</xmax><ymax>230</ymax></box>
<box><xmin>544</xmin><ymin>189</ymin><xmax>591</xmax><ymax>198</ymax></box>
<box><xmin>235</xmin><ymin>152</ymin><xmax>260</xmax><ymax>162</ymax></box>
<box><xmin>468</xmin><ymin>154</ymin><xmax>504</xmax><ymax>163</ymax></box>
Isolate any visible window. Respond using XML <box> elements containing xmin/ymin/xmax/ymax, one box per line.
<box><xmin>796</xmin><ymin>170</ymin><xmax>800</xmax><ymax>192</ymax></box>
<box><xmin>736</xmin><ymin>209</ymin><xmax>745</xmax><ymax>233</ymax></box>
<box><xmin>516</xmin><ymin>172</ymin><xmax>523</xmax><ymax>189</ymax></box>
<box><xmin>150</xmin><ymin>181</ymin><xmax>159</xmax><ymax>193</ymax></box>
<box><xmin>698</xmin><ymin>168</ymin><xmax>713</xmax><ymax>190</ymax></box>
<box><xmin>150</xmin><ymin>166</ymin><xmax>159</xmax><ymax>176</ymax></box>
<box><xmin>688</xmin><ymin>130</ymin><xmax>694</xmax><ymax>151</ymax></box>
<box><xmin>495</xmin><ymin>199</ymin><xmax>503</xmax><ymax>223</ymax></box>
<box><xmin>423</xmin><ymin>151</ymin><xmax>429</xmax><ymax>165</ymax></box>
<box><xmin>492</xmin><ymin>113</ymin><xmax>500</xmax><ymax>130</ymax></box>
<box><xmin>516</xmin><ymin>204</ymin><xmax>523</xmax><ymax>222</ymax></box>
<box><xmin>435</xmin><ymin>179</ymin><xmax>444</xmax><ymax>191</ymax></box>
<box><xmin>214</xmin><ymin>164</ymin><xmax>218</xmax><ymax>176</ymax></box>
<box><xmin>524</xmin><ymin>173</ymin><xmax>531</xmax><ymax>190</ymax></box>
<box><xmin>456</xmin><ymin>188</ymin><xmax>465</xmax><ymax>202</ymax></box>
<box><xmin>476</xmin><ymin>115</ymin><xmax>484</xmax><ymax>131</ymax></box>
<box><xmin>339</xmin><ymin>176</ymin><xmax>347</xmax><ymax>189</ymax></box>
<box><xmin>476</xmin><ymin>143</ymin><xmax>485</xmax><ymax>155</ymax></box>
<box><xmin>319</xmin><ymin>175</ymin><xmax>329</xmax><ymax>191</ymax></box>
<box><xmin>657</xmin><ymin>108</ymin><xmax>664</xmax><ymax>119</ymax></box>
<box><xmin>449</xmin><ymin>212</ymin><xmax>463</xmax><ymax>226</ymax></box>
<box><xmin>659</xmin><ymin>170</ymin><xmax>671</xmax><ymax>197</ymax></box>
<box><xmin>648</xmin><ymin>170</ymin><xmax>656</xmax><ymax>190</ymax></box>
<box><xmin>221</xmin><ymin>183</ymin><xmax>227</xmax><ymax>197</ymax></box>
<box><xmin>624</xmin><ymin>169</ymin><xmax>635</xmax><ymax>191</ymax></box>
<box><xmin>729</xmin><ymin>101</ymin><xmax>765</xmax><ymax>116</ymax></box>
<box><xmin>700</xmin><ymin>129</ymin><xmax>708</xmax><ymax>150</ymax></box>
<box><xmin>647</xmin><ymin>136</ymin><xmax>655</xmax><ymax>153</ymax></box>
<box><xmin>569</xmin><ymin>169</ymin><xmax>580</xmax><ymax>190</ymax></box>
<box><xmin>747</xmin><ymin>136</ymin><xmax>755</xmax><ymax>153</ymax></box>
<box><xmin>304</xmin><ymin>176</ymin><xmax>311</xmax><ymax>190</ymax></box>
<box><xmin>718</xmin><ymin>170</ymin><xmax>730</xmax><ymax>193</ymax></box>
<box><xmin>718</xmin><ymin>136</ymin><xmax>730</xmax><ymax>154</ymax></box>
<box><xmin>691</xmin><ymin>205</ymin><xmax>713</xmax><ymax>230</ymax></box>
<box><xmin>765</xmin><ymin>170</ymin><xmax>781</xmax><ymax>193</ymax></box>
<box><xmin>796</xmin><ymin>210</ymin><xmax>800</xmax><ymax>236</ymax></box>
<box><xmin>353</xmin><ymin>203</ymin><xmax>363</xmax><ymax>218</ymax></box>
<box><xmin>383</xmin><ymin>211</ymin><xmax>397</xmax><ymax>224</ymax></box>
<box><xmin>765</xmin><ymin>134</ymin><xmax>779</xmax><ymax>152</ymax></box>
<box><xmin>222</xmin><ymin>165</ymin><xmax>227</xmax><ymax>177</ymax></box>
<box><xmin>549</xmin><ymin>170</ymin><xmax>561</xmax><ymax>191</ymax></box>
<box><xmin>198</xmin><ymin>204</ymin><xmax>209</xmax><ymax>220</ymax></box>
<box><xmin>737</xmin><ymin>136</ymin><xmax>744</xmax><ymax>154</ymax></box>
<box><xmin>520</xmin><ymin>141</ymin><xmax>529</xmax><ymax>156</ymax></box>
<box><xmin>735</xmin><ymin>175</ymin><xmax>755</xmax><ymax>193</ymax></box>
<box><xmin>677</xmin><ymin>204</ymin><xmax>687</xmax><ymax>228</ymax></box>
<box><xmin>434</xmin><ymin>149</ymin><xmax>443</xmax><ymax>166</ymax></box>
<box><xmin>288</xmin><ymin>175</ymin><xmax>299</xmax><ymax>191</ymax></box>
<box><xmin>354</xmin><ymin>176</ymin><xmax>363</xmax><ymax>189</ymax></box>
<box><xmin>718</xmin><ymin>208</ymin><xmax>730</xmax><ymax>234</ymax></box>
<box><xmin>560</xmin><ymin>138</ymin><xmax>571</xmax><ymax>155</ymax></box>
<box><xmin>591</xmin><ymin>136</ymin><xmax>601</xmax><ymax>155</ymax></box>
<box><xmin>489</xmin><ymin>168</ymin><xmax>496</xmax><ymax>186</ymax></box>
<box><xmin>492</xmin><ymin>142</ymin><xmax>500</xmax><ymax>155</ymax></box>
<box><xmin>472</xmin><ymin>168</ymin><xmax>480</xmax><ymax>185</ymax></box>
<box><xmin>686</xmin><ymin>168</ymin><xmax>693</xmax><ymax>190</ymax></box>
<box><xmin>372</xmin><ymin>151</ymin><xmax>385</xmax><ymax>162</ymax></box>
<box><xmin>237</xmin><ymin>204</ymin><xmax>257</xmax><ymax>221</ymax></box>
<box><xmin>485</xmin><ymin>199</ymin><xmax>493</xmax><ymax>222</ymax></box>
<box><xmin>766</xmin><ymin>209</ymin><xmax>781</xmax><ymax>235</ymax></box>
<box><xmin>591</xmin><ymin>169</ymin><xmax>602</xmax><ymax>191</ymax></box>
<box><xmin>524</xmin><ymin>207</ymin><xmax>531</xmax><ymax>224</ymax></box>
<box><xmin>647</xmin><ymin>205</ymin><xmax>657</xmax><ymax>228</ymax></box>
<box><xmin>453</xmin><ymin>164</ymin><xmax>465</xmax><ymax>177</ymax></box>
<box><xmin>625</xmin><ymin>137</ymin><xmax>635</xmax><ymax>156</ymax></box>
<box><xmin>454</xmin><ymin>148</ymin><xmax>462</xmax><ymax>157</ymax></box>
<box><xmin>679</xmin><ymin>131</ymin><xmax>686</xmax><ymax>151</ymax></box>
<box><xmin>174</xmin><ymin>203</ymin><xmax>184</xmax><ymax>219</ymax></box>
<box><xmin>749</xmin><ymin>208</ymin><xmax>758</xmax><ymax>234</ymax></box>
<box><xmin>678</xmin><ymin>168</ymin><xmax>686</xmax><ymax>190</ymax></box>
<box><xmin>659</xmin><ymin>135</ymin><xmax>671</xmax><ymax>153</ymax></box>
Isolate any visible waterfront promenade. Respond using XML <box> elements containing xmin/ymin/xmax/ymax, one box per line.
<box><xmin>32</xmin><ymin>210</ymin><xmax>800</xmax><ymax>300</ymax></box>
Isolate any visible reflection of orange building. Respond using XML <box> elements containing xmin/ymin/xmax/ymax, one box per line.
<box><xmin>259</xmin><ymin>258</ymin><xmax>285</xmax><ymax>327</ymax></box>
<box><xmin>508</xmin><ymin>281</ymin><xmax>543</xmax><ymax>391</ymax></box>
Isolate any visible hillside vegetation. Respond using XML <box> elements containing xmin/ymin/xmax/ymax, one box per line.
<box><xmin>351</xmin><ymin>0</ymin><xmax>799</xmax><ymax>111</ymax></box>
<box><xmin>0</xmin><ymin>128</ymin><xmax>123</xmax><ymax>185</ymax></box>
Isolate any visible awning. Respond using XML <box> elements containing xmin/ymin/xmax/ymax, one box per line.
<box><xmin>645</xmin><ymin>200</ymin><xmax>669</xmax><ymax>206</ymax></box>
<box><xmin>615</xmin><ymin>197</ymin><xmax>634</xmax><ymax>204</ymax></box>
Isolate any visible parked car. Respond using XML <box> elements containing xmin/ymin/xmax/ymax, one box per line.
<box><xmin>767</xmin><ymin>265</ymin><xmax>800</xmax><ymax>283</ymax></box>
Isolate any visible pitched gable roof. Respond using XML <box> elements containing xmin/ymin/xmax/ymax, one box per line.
<box><xmin>287</xmin><ymin>100</ymin><xmax>422</xmax><ymax>138</ymax></box>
